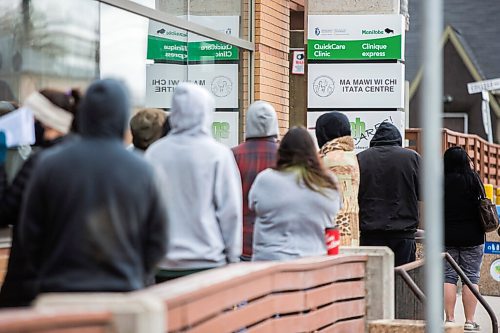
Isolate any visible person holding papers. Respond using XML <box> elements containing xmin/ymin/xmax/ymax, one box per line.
<box><xmin>0</xmin><ymin>88</ymin><xmax>80</xmax><ymax>307</ymax></box>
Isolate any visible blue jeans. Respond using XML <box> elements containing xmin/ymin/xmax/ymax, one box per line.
<box><xmin>444</xmin><ymin>245</ymin><xmax>484</xmax><ymax>285</ymax></box>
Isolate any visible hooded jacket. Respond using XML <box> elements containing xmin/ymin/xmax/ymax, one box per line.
<box><xmin>0</xmin><ymin>136</ymin><xmax>71</xmax><ymax>307</ymax></box>
<box><xmin>232</xmin><ymin>101</ymin><xmax>279</xmax><ymax>259</ymax></box>
<box><xmin>357</xmin><ymin>122</ymin><xmax>421</xmax><ymax>237</ymax></box>
<box><xmin>145</xmin><ymin>83</ymin><xmax>242</xmax><ymax>269</ymax></box>
<box><xmin>244</xmin><ymin>101</ymin><xmax>279</xmax><ymax>139</ymax></box>
<box><xmin>17</xmin><ymin>79</ymin><xmax>167</xmax><ymax>296</ymax></box>
<box><xmin>315</xmin><ymin>111</ymin><xmax>352</xmax><ymax>149</ymax></box>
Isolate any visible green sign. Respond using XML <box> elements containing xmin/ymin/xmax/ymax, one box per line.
<box><xmin>147</xmin><ymin>36</ymin><xmax>239</xmax><ymax>62</ymax></box>
<box><xmin>308</xmin><ymin>35</ymin><xmax>402</xmax><ymax>61</ymax></box>
<box><xmin>147</xmin><ymin>35</ymin><xmax>187</xmax><ymax>62</ymax></box>
<box><xmin>189</xmin><ymin>41</ymin><xmax>239</xmax><ymax>62</ymax></box>
<box><xmin>307</xmin><ymin>14</ymin><xmax>404</xmax><ymax>61</ymax></box>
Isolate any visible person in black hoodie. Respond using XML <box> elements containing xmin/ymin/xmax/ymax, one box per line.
<box><xmin>16</xmin><ymin>79</ymin><xmax>167</xmax><ymax>300</ymax></box>
<box><xmin>357</xmin><ymin>122</ymin><xmax>421</xmax><ymax>266</ymax></box>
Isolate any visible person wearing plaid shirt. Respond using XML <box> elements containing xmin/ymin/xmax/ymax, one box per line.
<box><xmin>232</xmin><ymin>101</ymin><xmax>279</xmax><ymax>261</ymax></box>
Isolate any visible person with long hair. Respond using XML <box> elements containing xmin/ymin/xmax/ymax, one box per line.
<box><xmin>249</xmin><ymin>126</ymin><xmax>342</xmax><ymax>261</ymax></box>
<box><xmin>443</xmin><ymin>146</ymin><xmax>485</xmax><ymax>331</ymax></box>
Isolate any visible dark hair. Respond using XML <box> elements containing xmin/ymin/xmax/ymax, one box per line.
<box><xmin>444</xmin><ymin>146</ymin><xmax>480</xmax><ymax>196</ymax></box>
<box><xmin>162</xmin><ymin>115</ymin><xmax>171</xmax><ymax>137</ymax></box>
<box><xmin>276</xmin><ymin>126</ymin><xmax>337</xmax><ymax>193</ymax></box>
<box><xmin>39</xmin><ymin>88</ymin><xmax>82</xmax><ymax>132</ymax></box>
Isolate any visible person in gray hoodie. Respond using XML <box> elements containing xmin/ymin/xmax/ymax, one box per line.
<box><xmin>145</xmin><ymin>82</ymin><xmax>242</xmax><ymax>282</ymax></box>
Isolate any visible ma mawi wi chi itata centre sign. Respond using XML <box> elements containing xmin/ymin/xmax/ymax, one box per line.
<box><xmin>308</xmin><ymin>14</ymin><xmax>404</xmax><ymax>61</ymax></box>
<box><xmin>308</xmin><ymin>63</ymin><xmax>405</xmax><ymax>109</ymax></box>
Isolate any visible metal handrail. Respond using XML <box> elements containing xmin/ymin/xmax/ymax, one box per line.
<box><xmin>394</xmin><ymin>253</ymin><xmax>498</xmax><ymax>333</ymax></box>
<box><xmin>394</xmin><ymin>258</ymin><xmax>426</xmax><ymax>303</ymax></box>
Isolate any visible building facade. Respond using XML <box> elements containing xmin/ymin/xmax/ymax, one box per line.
<box><xmin>0</xmin><ymin>0</ymin><xmax>307</xmax><ymax>145</ymax></box>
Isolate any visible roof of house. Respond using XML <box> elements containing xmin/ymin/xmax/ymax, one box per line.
<box><xmin>405</xmin><ymin>0</ymin><xmax>500</xmax><ymax>83</ymax></box>
<box><xmin>408</xmin><ymin>26</ymin><xmax>500</xmax><ymax>116</ymax></box>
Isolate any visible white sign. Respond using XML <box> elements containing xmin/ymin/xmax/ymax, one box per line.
<box><xmin>148</xmin><ymin>15</ymin><xmax>239</xmax><ymax>41</ymax></box>
<box><xmin>187</xmin><ymin>15</ymin><xmax>240</xmax><ymax>41</ymax></box>
<box><xmin>467</xmin><ymin>78</ymin><xmax>500</xmax><ymax>94</ymax></box>
<box><xmin>307</xmin><ymin>111</ymin><xmax>405</xmax><ymax>153</ymax></box>
<box><xmin>490</xmin><ymin>259</ymin><xmax>500</xmax><ymax>282</ymax></box>
<box><xmin>292</xmin><ymin>50</ymin><xmax>305</xmax><ymax>75</ymax></box>
<box><xmin>0</xmin><ymin>107</ymin><xmax>35</xmax><ymax>147</ymax></box>
<box><xmin>308</xmin><ymin>63</ymin><xmax>405</xmax><ymax>109</ymax></box>
<box><xmin>148</xmin><ymin>20</ymin><xmax>187</xmax><ymax>41</ymax></box>
<box><xmin>212</xmin><ymin>112</ymin><xmax>239</xmax><ymax>147</ymax></box>
<box><xmin>146</xmin><ymin>63</ymin><xmax>238</xmax><ymax>109</ymax></box>
<box><xmin>308</xmin><ymin>14</ymin><xmax>404</xmax><ymax>41</ymax></box>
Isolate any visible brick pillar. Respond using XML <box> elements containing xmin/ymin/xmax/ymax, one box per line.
<box><xmin>254</xmin><ymin>0</ymin><xmax>290</xmax><ymax>136</ymax></box>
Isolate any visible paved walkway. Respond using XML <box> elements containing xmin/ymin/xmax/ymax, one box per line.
<box><xmin>454</xmin><ymin>294</ymin><xmax>500</xmax><ymax>332</ymax></box>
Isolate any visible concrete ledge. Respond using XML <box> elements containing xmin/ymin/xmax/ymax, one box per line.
<box><xmin>35</xmin><ymin>292</ymin><xmax>164</xmax><ymax>333</ymax></box>
<box><xmin>341</xmin><ymin>246</ymin><xmax>395</xmax><ymax>321</ymax></box>
<box><xmin>308</xmin><ymin>0</ymin><xmax>401</xmax><ymax>14</ymax></box>
<box><xmin>369</xmin><ymin>319</ymin><xmax>464</xmax><ymax>333</ymax></box>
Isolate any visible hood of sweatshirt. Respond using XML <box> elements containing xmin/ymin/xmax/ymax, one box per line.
<box><xmin>169</xmin><ymin>82</ymin><xmax>214</xmax><ymax>137</ymax></box>
<box><xmin>315</xmin><ymin>111</ymin><xmax>351</xmax><ymax>148</ymax></box>
<box><xmin>78</xmin><ymin>79</ymin><xmax>130</xmax><ymax>139</ymax></box>
<box><xmin>369</xmin><ymin>122</ymin><xmax>402</xmax><ymax>147</ymax></box>
<box><xmin>245</xmin><ymin>101</ymin><xmax>279</xmax><ymax>139</ymax></box>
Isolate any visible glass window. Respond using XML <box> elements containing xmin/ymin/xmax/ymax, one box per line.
<box><xmin>0</xmin><ymin>0</ymin><xmax>99</xmax><ymax>102</ymax></box>
<box><xmin>153</xmin><ymin>0</ymin><xmax>251</xmax><ymax>40</ymax></box>
<box><xmin>0</xmin><ymin>0</ymin><xmax>250</xmax><ymax>147</ymax></box>
<box><xmin>102</xmin><ymin>3</ymin><xmax>250</xmax><ymax>147</ymax></box>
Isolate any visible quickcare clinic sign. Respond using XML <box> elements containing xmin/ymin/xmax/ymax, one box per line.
<box><xmin>308</xmin><ymin>14</ymin><xmax>404</xmax><ymax>61</ymax></box>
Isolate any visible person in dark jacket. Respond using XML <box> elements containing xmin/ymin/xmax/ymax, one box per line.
<box><xmin>0</xmin><ymin>89</ymin><xmax>80</xmax><ymax>307</ymax></box>
<box><xmin>443</xmin><ymin>146</ymin><xmax>484</xmax><ymax>331</ymax></box>
<box><xmin>0</xmin><ymin>89</ymin><xmax>80</xmax><ymax>226</ymax></box>
<box><xmin>357</xmin><ymin>122</ymin><xmax>421</xmax><ymax>266</ymax></box>
<box><xmin>15</xmin><ymin>79</ymin><xmax>167</xmax><ymax>301</ymax></box>
<box><xmin>232</xmin><ymin>101</ymin><xmax>279</xmax><ymax>261</ymax></box>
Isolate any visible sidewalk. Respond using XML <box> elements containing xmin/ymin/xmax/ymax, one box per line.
<box><xmin>454</xmin><ymin>294</ymin><xmax>500</xmax><ymax>332</ymax></box>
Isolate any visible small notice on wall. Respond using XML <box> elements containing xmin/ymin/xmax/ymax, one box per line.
<box><xmin>212</xmin><ymin>112</ymin><xmax>239</xmax><ymax>147</ymax></box>
<box><xmin>292</xmin><ymin>50</ymin><xmax>305</xmax><ymax>75</ymax></box>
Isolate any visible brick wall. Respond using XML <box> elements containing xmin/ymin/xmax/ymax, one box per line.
<box><xmin>254</xmin><ymin>0</ymin><xmax>290</xmax><ymax>136</ymax></box>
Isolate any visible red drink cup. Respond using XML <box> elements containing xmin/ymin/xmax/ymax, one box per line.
<box><xmin>325</xmin><ymin>226</ymin><xmax>340</xmax><ymax>255</ymax></box>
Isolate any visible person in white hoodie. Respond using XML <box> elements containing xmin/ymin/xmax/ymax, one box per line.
<box><xmin>145</xmin><ymin>82</ymin><xmax>242</xmax><ymax>282</ymax></box>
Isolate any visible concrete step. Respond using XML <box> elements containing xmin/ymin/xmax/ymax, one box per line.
<box><xmin>368</xmin><ymin>319</ymin><xmax>463</xmax><ymax>333</ymax></box>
